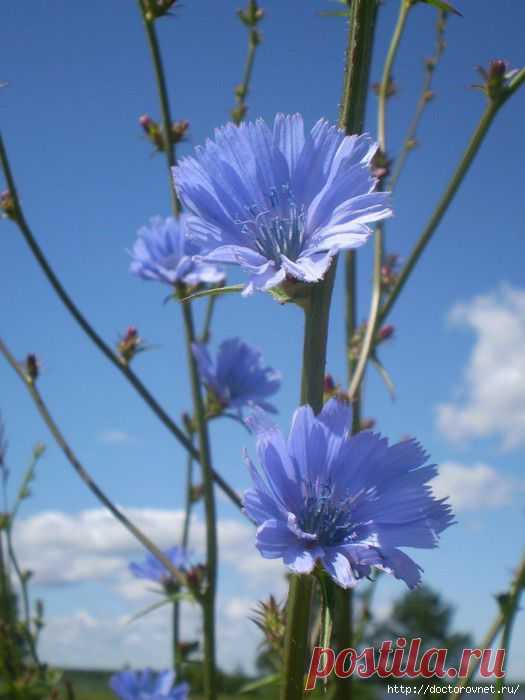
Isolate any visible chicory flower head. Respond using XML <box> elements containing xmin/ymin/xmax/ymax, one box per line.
<box><xmin>192</xmin><ymin>338</ymin><xmax>281</xmax><ymax>415</ymax></box>
<box><xmin>243</xmin><ymin>399</ymin><xmax>454</xmax><ymax>589</ymax></box>
<box><xmin>129</xmin><ymin>546</ymin><xmax>192</xmax><ymax>585</ymax></box>
<box><xmin>109</xmin><ymin>669</ymin><xmax>189</xmax><ymax>700</ymax></box>
<box><xmin>173</xmin><ymin>113</ymin><xmax>392</xmax><ymax>295</ymax></box>
<box><xmin>130</xmin><ymin>214</ymin><xmax>224</xmax><ymax>288</ymax></box>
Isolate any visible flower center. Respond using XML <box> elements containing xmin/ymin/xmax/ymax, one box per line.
<box><xmin>298</xmin><ymin>481</ymin><xmax>353</xmax><ymax>547</ymax></box>
<box><xmin>238</xmin><ymin>187</ymin><xmax>306</xmax><ymax>265</ymax></box>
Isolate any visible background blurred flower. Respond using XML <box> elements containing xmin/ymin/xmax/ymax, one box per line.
<box><xmin>129</xmin><ymin>214</ymin><xmax>224</xmax><ymax>288</ymax></box>
<box><xmin>129</xmin><ymin>545</ymin><xmax>192</xmax><ymax>585</ymax></box>
<box><xmin>243</xmin><ymin>399</ymin><xmax>454</xmax><ymax>589</ymax></box>
<box><xmin>192</xmin><ymin>338</ymin><xmax>281</xmax><ymax>415</ymax></box>
<box><xmin>109</xmin><ymin>669</ymin><xmax>189</xmax><ymax>700</ymax></box>
<box><xmin>174</xmin><ymin>113</ymin><xmax>392</xmax><ymax>294</ymax></box>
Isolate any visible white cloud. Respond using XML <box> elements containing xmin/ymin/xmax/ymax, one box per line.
<box><xmin>97</xmin><ymin>429</ymin><xmax>137</xmax><ymax>445</ymax></box>
<box><xmin>12</xmin><ymin>507</ymin><xmax>282</xmax><ymax>592</ymax></box>
<box><xmin>12</xmin><ymin>507</ymin><xmax>287</xmax><ymax>672</ymax></box>
<box><xmin>436</xmin><ymin>284</ymin><xmax>525</xmax><ymax>451</ymax></box>
<box><xmin>432</xmin><ymin>461</ymin><xmax>524</xmax><ymax>512</ymax></box>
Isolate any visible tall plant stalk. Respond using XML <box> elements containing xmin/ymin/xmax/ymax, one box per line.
<box><xmin>281</xmin><ymin>4</ymin><xmax>380</xmax><ymax>698</ymax></box>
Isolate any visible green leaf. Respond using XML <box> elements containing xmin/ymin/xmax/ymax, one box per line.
<box><xmin>319</xmin><ymin>10</ymin><xmax>351</xmax><ymax>17</ymax></box>
<box><xmin>181</xmin><ymin>284</ymin><xmax>244</xmax><ymax>303</ymax></box>
<box><xmin>127</xmin><ymin>592</ymin><xmax>196</xmax><ymax>624</ymax></box>
<box><xmin>418</xmin><ymin>0</ymin><xmax>463</xmax><ymax>17</ymax></box>
<box><xmin>239</xmin><ymin>673</ymin><xmax>280</xmax><ymax>694</ymax></box>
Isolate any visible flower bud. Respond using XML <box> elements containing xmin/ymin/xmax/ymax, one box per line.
<box><xmin>144</xmin><ymin>0</ymin><xmax>178</xmax><ymax>20</ymax></box>
<box><xmin>117</xmin><ymin>326</ymin><xmax>145</xmax><ymax>365</ymax></box>
<box><xmin>171</xmin><ymin>119</ymin><xmax>190</xmax><ymax>144</ymax></box>
<box><xmin>176</xmin><ymin>640</ymin><xmax>199</xmax><ymax>659</ymax></box>
<box><xmin>237</xmin><ymin>1</ymin><xmax>264</xmax><ymax>28</ymax></box>
<box><xmin>26</xmin><ymin>354</ymin><xmax>39</xmax><ymax>382</ymax></box>
<box><xmin>186</xmin><ymin>564</ymin><xmax>207</xmax><ymax>596</ymax></box>
<box><xmin>190</xmin><ymin>483</ymin><xmax>205</xmax><ymax>503</ymax></box>
<box><xmin>0</xmin><ymin>190</ymin><xmax>16</xmax><ymax>219</ymax></box>
<box><xmin>139</xmin><ymin>114</ymin><xmax>164</xmax><ymax>151</ymax></box>
<box><xmin>475</xmin><ymin>59</ymin><xmax>517</xmax><ymax>101</ymax></box>
<box><xmin>323</xmin><ymin>374</ymin><xmax>336</xmax><ymax>395</ymax></box>
<box><xmin>377</xmin><ymin>324</ymin><xmax>395</xmax><ymax>342</ymax></box>
<box><xmin>371</xmin><ymin>149</ymin><xmax>390</xmax><ymax>181</ymax></box>
<box><xmin>360</xmin><ymin>417</ymin><xmax>376</xmax><ymax>431</ymax></box>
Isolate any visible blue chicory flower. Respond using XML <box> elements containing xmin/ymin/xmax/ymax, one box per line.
<box><xmin>130</xmin><ymin>214</ymin><xmax>224</xmax><ymax>288</ymax></box>
<box><xmin>173</xmin><ymin>113</ymin><xmax>392</xmax><ymax>295</ymax></box>
<box><xmin>110</xmin><ymin>669</ymin><xmax>189</xmax><ymax>700</ymax></box>
<box><xmin>129</xmin><ymin>546</ymin><xmax>192</xmax><ymax>584</ymax></box>
<box><xmin>192</xmin><ymin>338</ymin><xmax>281</xmax><ymax>415</ymax></box>
<box><xmin>243</xmin><ymin>399</ymin><xmax>454</xmax><ymax>589</ymax></box>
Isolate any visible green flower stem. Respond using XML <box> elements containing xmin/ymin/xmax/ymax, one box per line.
<box><xmin>281</xmin><ymin>5</ymin><xmax>381</xmax><ymax>695</ymax></box>
<box><xmin>281</xmin><ymin>264</ymin><xmax>338</xmax><ymax>700</ymax></box>
<box><xmin>0</xmin><ymin>132</ymin><xmax>241</xmax><ymax>511</ymax></box>
<box><xmin>336</xmin><ymin>3</ymin><xmax>380</xmax><ymax>699</ymax></box>
<box><xmin>347</xmin><ymin>0</ymin><xmax>410</xmax><ymax>407</ymax></box>
<box><xmin>138</xmin><ymin>2</ymin><xmax>180</xmax><ymax>213</ymax></box>
<box><xmin>347</xmin><ymin>222</ymin><xmax>383</xmax><ymax>404</ymax></box>
<box><xmin>199</xmin><ymin>297</ymin><xmax>216</xmax><ymax>344</ymax></box>
<box><xmin>180</xmin><ymin>302</ymin><xmax>218</xmax><ymax>700</ymax></box>
<box><xmin>0</xmin><ymin>336</ymin><xmax>189</xmax><ymax>589</ymax></box>
<box><xmin>377</xmin><ymin>0</ymin><xmax>411</xmax><ymax>151</ymax></box>
<box><xmin>173</xmin><ymin>430</ymin><xmax>195</xmax><ymax>676</ymax></box>
<box><xmin>378</xmin><ymin>74</ymin><xmax>525</xmax><ymax>326</ymax></box>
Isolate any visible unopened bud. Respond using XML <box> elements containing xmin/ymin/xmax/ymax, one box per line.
<box><xmin>182</xmin><ymin>412</ymin><xmax>195</xmax><ymax>435</ymax></box>
<box><xmin>377</xmin><ymin>324</ymin><xmax>395</xmax><ymax>342</ymax></box>
<box><xmin>171</xmin><ymin>119</ymin><xmax>190</xmax><ymax>144</ymax></box>
<box><xmin>176</xmin><ymin>640</ymin><xmax>199</xmax><ymax>659</ymax></box>
<box><xmin>186</xmin><ymin>564</ymin><xmax>207</xmax><ymax>596</ymax></box>
<box><xmin>231</xmin><ymin>104</ymin><xmax>248</xmax><ymax>125</ymax></box>
<box><xmin>139</xmin><ymin>114</ymin><xmax>164</xmax><ymax>151</ymax></box>
<box><xmin>324</xmin><ymin>374</ymin><xmax>336</xmax><ymax>394</ymax></box>
<box><xmin>360</xmin><ymin>418</ymin><xmax>376</xmax><ymax>431</ymax></box>
<box><xmin>371</xmin><ymin>149</ymin><xmax>390</xmax><ymax>180</ymax></box>
<box><xmin>144</xmin><ymin>0</ymin><xmax>178</xmax><ymax>20</ymax></box>
<box><xmin>475</xmin><ymin>59</ymin><xmax>516</xmax><ymax>101</ymax></box>
<box><xmin>139</xmin><ymin>114</ymin><xmax>153</xmax><ymax>129</ymax></box>
<box><xmin>26</xmin><ymin>354</ymin><xmax>39</xmax><ymax>382</ymax></box>
<box><xmin>190</xmin><ymin>483</ymin><xmax>205</xmax><ymax>503</ymax></box>
<box><xmin>117</xmin><ymin>326</ymin><xmax>145</xmax><ymax>365</ymax></box>
<box><xmin>0</xmin><ymin>190</ymin><xmax>16</xmax><ymax>219</ymax></box>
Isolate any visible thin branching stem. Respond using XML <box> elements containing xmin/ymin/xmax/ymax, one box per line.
<box><xmin>138</xmin><ymin>1</ymin><xmax>180</xmax><ymax>213</ymax></box>
<box><xmin>232</xmin><ymin>1</ymin><xmax>262</xmax><ymax>125</ymax></box>
<box><xmin>0</xmin><ymin>336</ymin><xmax>188</xmax><ymax>589</ymax></box>
<box><xmin>378</xmin><ymin>72</ymin><xmax>525</xmax><ymax>325</ymax></box>
<box><xmin>388</xmin><ymin>10</ymin><xmax>447</xmax><ymax>191</ymax></box>
<box><xmin>377</xmin><ymin>0</ymin><xmax>411</xmax><ymax>151</ymax></box>
<box><xmin>447</xmin><ymin>553</ymin><xmax>525</xmax><ymax>697</ymax></box>
<box><xmin>347</xmin><ymin>0</ymin><xmax>410</xmax><ymax>407</ymax></box>
<box><xmin>337</xmin><ymin>3</ymin><xmax>380</xmax><ymax>698</ymax></box>
<box><xmin>0</xmin><ymin>132</ymin><xmax>241</xmax><ymax>511</ymax></box>
<box><xmin>180</xmin><ymin>302</ymin><xmax>218</xmax><ymax>700</ymax></box>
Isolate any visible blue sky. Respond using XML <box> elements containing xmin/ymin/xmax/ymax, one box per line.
<box><xmin>1</xmin><ymin>0</ymin><xmax>524</xmax><ymax>678</ymax></box>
